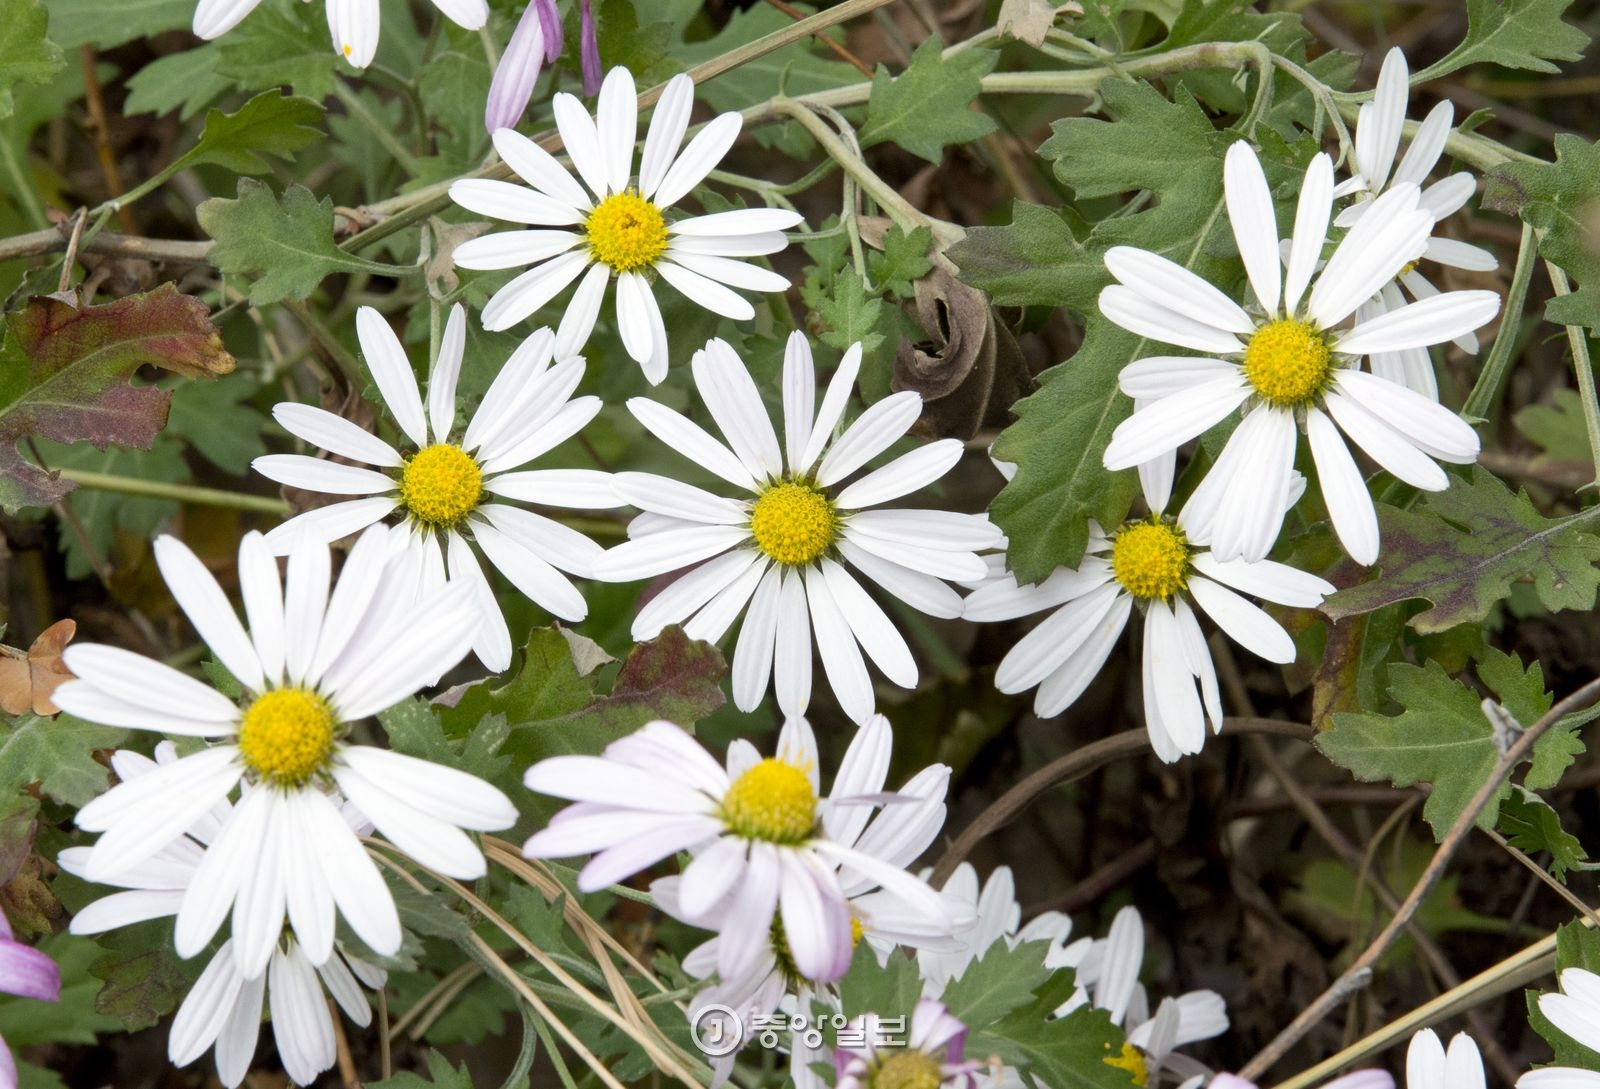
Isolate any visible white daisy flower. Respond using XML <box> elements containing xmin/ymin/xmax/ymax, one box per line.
<box><xmin>1335</xmin><ymin>47</ymin><xmax>1499</xmax><ymax>398</ymax></box>
<box><xmin>836</xmin><ymin>998</ymin><xmax>983</xmax><ymax>1089</ymax></box>
<box><xmin>1059</xmin><ymin>906</ymin><xmax>1229</xmax><ymax>1088</ymax></box>
<box><xmin>60</xmin><ymin>746</ymin><xmax>386</xmax><ymax>1089</ymax></box>
<box><xmin>252</xmin><ymin>303</ymin><xmax>618</xmax><ymax>673</ymax></box>
<box><xmin>523</xmin><ymin>715</ymin><xmax>963</xmax><ymax>988</ymax></box>
<box><xmin>916</xmin><ymin>863</ymin><xmax>1073</xmax><ymax>995</ymax></box>
<box><xmin>590</xmin><ymin>331</ymin><xmax>1001</xmax><ymax>724</ymax></box>
<box><xmin>1520</xmin><ymin>968</ymin><xmax>1600</xmax><ymax>1089</ymax></box>
<box><xmin>1207</xmin><ymin>1072</ymin><xmax>1393</xmax><ymax>1089</ymax></box>
<box><xmin>53</xmin><ymin>527</ymin><xmax>518</xmax><ymax>979</ymax></box>
<box><xmin>450</xmin><ymin>67</ymin><xmax>803</xmax><ymax>382</ymax></box>
<box><xmin>1099</xmin><ymin>141</ymin><xmax>1500</xmax><ymax>565</ymax></box>
<box><xmin>965</xmin><ymin>476</ymin><xmax>1333</xmax><ymax>762</ymax></box>
<box><xmin>191</xmin><ymin>0</ymin><xmax>487</xmax><ymax>68</ymax></box>
<box><xmin>653</xmin><ymin>727</ymin><xmax>964</xmax><ymax>1089</ymax></box>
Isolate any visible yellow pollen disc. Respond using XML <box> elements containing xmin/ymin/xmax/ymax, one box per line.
<box><xmin>237</xmin><ymin>688</ymin><xmax>337</xmax><ymax>788</ymax></box>
<box><xmin>1242</xmin><ymin>318</ymin><xmax>1332</xmax><ymax>408</ymax></box>
<box><xmin>342</xmin><ymin>43</ymin><xmax>352</xmax><ymax>57</ymax></box>
<box><xmin>750</xmin><ymin>481</ymin><xmax>836</xmax><ymax>566</ymax></box>
<box><xmin>1103</xmin><ymin>1041</ymin><xmax>1149</xmax><ymax>1086</ymax></box>
<box><xmin>1400</xmin><ymin>259</ymin><xmax>1420</xmax><ymax>275</ymax></box>
<box><xmin>771</xmin><ymin>912</ymin><xmax>865</xmax><ymax>984</ymax></box>
<box><xmin>871</xmin><ymin>1051</ymin><xmax>943</xmax><ymax>1089</ymax></box>
<box><xmin>399</xmin><ymin>443</ymin><xmax>483</xmax><ymax>529</ymax></box>
<box><xmin>1111</xmin><ymin>519</ymin><xmax>1190</xmax><ymax>603</ymax></box>
<box><xmin>722</xmin><ymin>758</ymin><xmax>817</xmax><ymax>845</ymax></box>
<box><xmin>584</xmin><ymin>191</ymin><xmax>669</xmax><ymax>274</ymax></box>
<box><xmin>850</xmin><ymin>916</ymin><xmax>865</xmax><ymax>948</ymax></box>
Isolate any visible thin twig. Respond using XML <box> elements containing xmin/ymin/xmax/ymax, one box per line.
<box><xmin>1240</xmin><ymin>675</ymin><xmax>1600</xmax><ymax>1082</ymax></box>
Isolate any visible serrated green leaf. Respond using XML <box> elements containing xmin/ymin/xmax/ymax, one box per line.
<box><xmin>0</xmin><ymin>0</ymin><xmax>64</xmax><ymax>122</ymax></box>
<box><xmin>0</xmin><ymin>713</ymin><xmax>125</xmax><ymax>806</ymax></box>
<box><xmin>859</xmin><ymin>38</ymin><xmax>998</xmax><ymax>164</ymax></box>
<box><xmin>1318</xmin><ymin>651</ymin><xmax>1567</xmax><ymax>841</ymax></box>
<box><xmin>1499</xmin><ymin>787</ymin><xmax>1592</xmax><ymax>883</ymax></box>
<box><xmin>1516</xmin><ymin>388</ymin><xmax>1592</xmax><ymax>479</ymax></box>
<box><xmin>1323</xmin><ymin>468</ymin><xmax>1600</xmax><ymax>634</ymax></box>
<box><xmin>869</xmin><ymin>225</ymin><xmax>934</xmax><ymax>297</ymax></box>
<box><xmin>198</xmin><ymin>179</ymin><xmax>408</xmax><ymax>305</ymax></box>
<box><xmin>124</xmin><ymin>44</ymin><xmax>231</xmax><ymax>120</ymax></box>
<box><xmin>168</xmin><ymin>90</ymin><xmax>324</xmax><ymax>176</ymax></box>
<box><xmin>948</xmin><ymin>201</ymin><xmax>1100</xmax><ymax>309</ymax></box>
<box><xmin>1486</xmin><ymin>134</ymin><xmax>1600</xmax><ymax>332</ymax></box>
<box><xmin>938</xmin><ymin>939</ymin><xmax>1053</xmax><ymax>1027</ymax></box>
<box><xmin>816</xmin><ymin>268</ymin><xmax>888</xmax><ymax>359</ymax></box>
<box><xmin>1529</xmin><ymin>921</ymin><xmax>1600</xmax><ymax>1067</ymax></box>
<box><xmin>41</xmin><ymin>0</ymin><xmax>190</xmax><ymax>49</ymax></box>
<box><xmin>166</xmin><ymin>370</ymin><xmax>268</xmax><ymax>475</ymax></box>
<box><xmin>835</xmin><ymin>940</ymin><xmax>924</xmax><ymax>1021</ymax></box>
<box><xmin>971</xmin><ymin>977</ymin><xmax>1135</xmax><ymax>1089</ymax></box>
<box><xmin>1422</xmin><ymin>0</ymin><xmax>1589</xmax><ymax>79</ymax></box>
<box><xmin>88</xmin><ymin>920</ymin><xmax>200</xmax><ymax>1031</ymax></box>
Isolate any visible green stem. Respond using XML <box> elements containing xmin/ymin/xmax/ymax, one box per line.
<box><xmin>334</xmin><ymin>79</ymin><xmax>422</xmax><ymax>176</ymax></box>
<box><xmin>55</xmin><ymin>468</ymin><xmax>289</xmax><ymax>514</ymax></box>
<box><xmin>1463</xmin><ymin>220</ymin><xmax>1538</xmax><ymax>419</ymax></box>
<box><xmin>1547</xmin><ymin>259</ymin><xmax>1600</xmax><ymax>487</ymax></box>
<box><xmin>0</xmin><ymin>137</ymin><xmax>48</xmax><ymax>230</ymax></box>
<box><xmin>769</xmin><ymin>97</ymin><xmax>964</xmax><ymax>247</ymax></box>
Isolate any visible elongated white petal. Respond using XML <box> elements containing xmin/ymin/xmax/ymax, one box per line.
<box><xmin>592</xmin><ymin>525</ymin><xmax>748</xmax><ymax>582</ymax></box>
<box><xmin>1334</xmin><ymin>291</ymin><xmax>1500</xmax><ymax>356</ymax></box>
<box><xmin>452</xmin><ymin>230</ymin><xmax>581</xmax><ymax>271</ymax></box>
<box><xmin>1306</xmin><ymin>408</ymin><xmax>1380</xmax><ymax>565</ymax></box>
<box><xmin>261</xmin><ymin>499</ymin><xmax>397</xmax><ymax>553</ymax></box>
<box><xmin>482</xmin><ymin>250</ymin><xmax>591</xmax><ymax>332</ymax></box>
<box><xmin>1204</xmin><ymin>406</ymin><xmax>1298</xmax><ymax>563</ymax></box>
<box><xmin>1308</xmin><ymin>186</ymin><xmax>1430</xmax><ymax>329</ymax></box>
<box><xmin>1101</xmin><ymin>379</ymin><xmax>1249</xmax><ymax>471</ymax></box>
<box><xmin>1363</xmin><ymin>48</ymin><xmax>1410</xmax><ymax>191</ymax></box>
<box><xmin>1284</xmin><ymin>153</ymin><xmax>1333</xmax><ymax>316</ymax></box>
<box><xmin>1035</xmin><ymin>593</ymin><xmax>1132</xmax><ymax>718</ymax></box>
<box><xmin>732</xmin><ymin>563</ymin><xmax>783</xmax><ymax>710</ymax></box>
<box><xmin>639</xmin><ymin>75</ymin><xmax>694</xmax><ymax>199</ymax></box>
<box><xmin>816</xmin><ymin>392</ymin><xmax>922</xmax><ymax>488</ymax></box>
<box><xmin>272</xmin><ymin>403</ymin><xmax>401</xmax><ymax>467</ymax></box>
<box><xmin>194</xmin><ymin>0</ymin><xmax>263</xmax><ymax>38</ymax></box>
<box><xmin>1105</xmin><ymin>246</ymin><xmax>1253</xmax><ymax>333</ymax></box>
<box><xmin>1392</xmin><ymin>99</ymin><xmax>1453</xmax><ymax>189</ymax></box>
<box><xmin>450</xmin><ymin>181</ymin><xmax>586</xmax><ymax>226</ymax></box>
<box><xmin>821</xmin><ymin>559</ymin><xmax>917</xmax><ymax>687</ymax></box>
<box><xmin>1099</xmin><ymin>285</ymin><xmax>1245</xmax><ymax>355</ymax></box>
<box><xmin>772</xmin><ymin>570</ymin><xmax>812</xmax><ymax>717</ymax></box>
<box><xmin>1118</xmin><ymin>356</ymin><xmax>1237</xmax><ymax>400</ymax></box>
<box><xmin>655</xmin><ymin>113</ymin><xmax>743</xmax><ymax>208</ymax></box>
<box><xmin>1224</xmin><ymin>142</ymin><xmax>1282</xmax><ymax>315</ymax></box>
<box><xmin>354</xmin><ymin>307</ymin><xmax>427</xmax><ymax>448</ymax></box>
<box><xmin>671</xmin><ymin>208</ymin><xmax>804</xmax><ymax>237</ymax></box>
<box><xmin>1190</xmin><ymin>552</ymin><xmax>1333</xmax><ymax>607</ymax></box>
<box><xmin>551</xmin><ymin>90</ymin><xmax>608</xmax><ymax>198</ymax></box>
<box><xmin>59</xmin><ymin>644</ymin><xmax>240</xmax><ymax>724</ymax></box>
<box><xmin>153</xmin><ymin>536</ymin><xmax>266</xmax><ymax>692</ymax></box>
<box><xmin>835</xmin><ymin>441</ymin><xmax>962</xmax><ymax>509</ymax></box>
<box><xmin>595</xmin><ymin>66</ymin><xmax>638</xmax><ymax>197</ymax></box>
<box><xmin>1323</xmin><ymin>390</ymin><xmax>1448</xmax><ymax>490</ymax></box>
<box><xmin>493</xmin><ymin>128</ymin><xmax>591</xmax><ymax>210</ymax></box>
<box><xmin>1187</xmin><ymin>576</ymin><xmax>1295</xmax><ymax>662</ymax></box>
<box><xmin>327</xmin><ymin>0</ymin><xmax>379</xmax><ymax>67</ymax></box>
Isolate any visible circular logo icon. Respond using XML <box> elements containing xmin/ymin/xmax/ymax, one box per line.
<box><xmin>690</xmin><ymin>1003</ymin><xmax>744</xmax><ymax>1057</ymax></box>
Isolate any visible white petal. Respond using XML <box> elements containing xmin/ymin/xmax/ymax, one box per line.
<box><xmin>60</xmin><ymin>644</ymin><xmax>240</xmax><ymax>724</ymax></box>
<box><xmin>667</xmin><ymin>252</ymin><xmax>789</xmax><ymax>294</ymax></box>
<box><xmin>732</xmin><ymin>563</ymin><xmax>783</xmax><ymax>711</ymax></box>
<box><xmin>305</xmin><ymin>789</ymin><xmax>401</xmax><ymax>955</ymax></box>
<box><xmin>1425</xmin><ymin>237</ymin><xmax>1498</xmax><ymax>272</ymax></box>
<box><xmin>333</xmin><ymin>764</ymin><xmax>487</xmax><ymax>879</ymax></box>
<box><xmin>1145</xmin><ymin>604</ymin><xmax>1204</xmax><ymax>757</ymax></box>
<box><xmin>995</xmin><ymin>581</ymin><xmax>1123</xmax><ymax>693</ymax></box>
<box><xmin>781</xmin><ymin>332</ymin><xmax>816</xmax><ymax>470</ymax></box>
<box><xmin>153</xmin><ymin>536</ymin><xmax>266</xmax><ymax>692</ymax></box>
<box><xmin>1334</xmin><ymin>291</ymin><xmax>1500</xmax><ymax>356</ymax></box>
<box><xmin>591</xmin><ymin>525</ymin><xmax>748</xmax><ymax>582</ymax></box>
<box><xmin>1105</xmin><ymin>246</ymin><xmax>1254</xmax><ymax>333</ymax></box>
<box><xmin>837</xmin><ymin>540</ymin><xmax>964</xmax><ymax>619</ymax></box>
<box><xmin>1204</xmin><ymin>406</ymin><xmax>1298</xmax><ymax>563</ymax></box>
<box><xmin>670</xmin><ymin>208</ymin><xmax>804</xmax><ymax>237</ymax></box>
<box><xmin>450</xmin><ymin>181</ymin><xmax>587</xmax><ymax>226</ymax></box>
<box><xmin>840</xmin><ymin>528</ymin><xmax>987</xmax><ymax>582</ymax></box>
<box><xmin>281</xmin><ymin>534</ymin><xmax>330</xmax><ymax>686</ymax></box>
<box><xmin>834</xmin><ymin>441</ymin><xmax>963</xmax><ymax>510</ymax></box>
<box><xmin>1224</xmin><ymin>142</ymin><xmax>1282</xmax><ymax>315</ymax></box>
<box><xmin>481</xmin><ymin>250</ymin><xmax>591</xmax><ymax>332</ymax></box>
<box><xmin>595</xmin><ymin>66</ymin><xmax>639</xmax><ymax>197</ymax></box>
<box><xmin>844</xmin><ymin>509</ymin><xmax>1003</xmax><ymax>553</ymax></box>
<box><xmin>493</xmin><ymin>127</ymin><xmax>592</xmax><ymax>210</ymax></box>
<box><xmin>252</xmin><ymin>454</ymin><xmax>396</xmax><ymax>496</ymax></box>
<box><xmin>1309</xmin><ymin>186</ymin><xmax>1431</xmax><ymax>329</ymax></box>
<box><xmin>1307</xmin><ymin>407</ymin><xmax>1380</xmax><ymax>565</ymax></box>
<box><xmin>639</xmin><ymin>74</ymin><xmax>693</xmax><ymax>199</ymax></box>
<box><xmin>553</xmin><ymin>263</ymin><xmax>609</xmax><ymax>358</ymax></box>
<box><xmin>1118</xmin><ymin>356</ymin><xmax>1238</xmax><ymax>400</ymax></box>
<box><xmin>821</xmin><ymin>559</ymin><xmax>917</xmax><ymax>687</ymax></box>
<box><xmin>272</xmin><ymin>403</ymin><xmax>401</xmax><ymax>467</ymax></box>
<box><xmin>193</xmin><ymin>0</ymin><xmax>263</xmax><ymax>38</ymax></box>
<box><xmin>1322</xmin><ymin>390</ymin><xmax>1448</xmax><ymax>490</ymax></box>
<box><xmin>1284</xmin><ymin>153</ymin><xmax>1334</xmax><ymax>315</ymax></box>
<box><xmin>635</xmin><ymin>550</ymin><xmax>762</xmax><ymax>640</ymax></box>
<box><xmin>658</xmin><ymin>260</ymin><xmax>757</xmax><ymax>321</ymax></box>
<box><xmin>772</xmin><ymin>570</ymin><xmax>812</xmax><ymax>718</ymax></box>
<box><xmin>654</xmin><ymin>113</ymin><xmax>743</xmax><ymax>208</ymax></box>
<box><xmin>816</xmin><ymin>392</ymin><xmax>922</xmax><ymax>488</ymax></box>
<box><xmin>326</xmin><ymin>0</ymin><xmax>378</xmax><ymax>67</ymax></box>
<box><xmin>1101</xmin><ymin>379</ymin><xmax>1249</xmax><ymax>471</ymax></box>
<box><xmin>625</xmin><ymin>400</ymin><xmax>757</xmax><ymax>491</ymax></box>
<box><xmin>1098</xmin><ymin>285</ymin><xmax>1246</xmax><ymax>355</ymax></box>
<box><xmin>1189</xmin><ymin>552</ymin><xmax>1333</xmax><ymax>607</ymax></box>
<box><xmin>1362</xmin><ymin>48</ymin><xmax>1410</xmax><ymax>192</ymax></box>
<box><xmin>168</xmin><ymin>942</ymin><xmax>246</xmax><ymax>1066</ymax></box>
<box><xmin>485</xmin><ymin>468</ymin><xmax>618</xmax><ymax>509</ymax></box>
<box><xmin>692</xmin><ymin>339</ymin><xmax>783</xmax><ymax>480</ymax></box>
<box><xmin>1187</xmin><ymin>576</ymin><xmax>1295</xmax><ymax>663</ymax></box>
<box><xmin>268</xmin><ymin>945</ymin><xmax>337</xmax><ymax>1086</ymax></box>
<box><xmin>355</xmin><ymin>306</ymin><xmax>428</xmax><ymax>448</ymax></box>
<box><xmin>476</xmin><ymin>503</ymin><xmax>603</xmax><ymax>576</ymax></box>
<box><xmin>452</xmin><ymin>230</ymin><xmax>581</xmax><ymax>271</ymax></box>
<box><xmin>551</xmin><ymin>90</ymin><xmax>609</xmax><ymax>198</ymax></box>
<box><xmin>1392</xmin><ymin>99</ymin><xmax>1453</xmax><ymax>189</ymax></box>
<box><xmin>260</xmin><ymin>499</ymin><xmax>397</xmax><ymax>553</ymax></box>
<box><xmin>1035</xmin><ymin>593</ymin><xmax>1132</xmax><ymax>718</ymax></box>
<box><xmin>800</xmin><ymin>344</ymin><xmax>862</xmax><ymax>474</ymax></box>
<box><xmin>447</xmin><ymin>530</ymin><xmax>512</xmax><ymax>671</ymax></box>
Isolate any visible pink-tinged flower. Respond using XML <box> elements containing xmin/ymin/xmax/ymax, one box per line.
<box><xmin>835</xmin><ymin>999</ymin><xmax>982</xmax><ymax>1089</ymax></box>
<box><xmin>0</xmin><ymin>909</ymin><xmax>61</xmax><ymax>1088</ymax></box>
<box><xmin>486</xmin><ymin>0</ymin><xmax>603</xmax><ymax>132</ymax></box>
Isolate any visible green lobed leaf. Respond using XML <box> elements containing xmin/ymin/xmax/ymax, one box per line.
<box><xmin>1317</xmin><ymin>650</ymin><xmax>1570</xmax><ymax>841</ymax></box>
<box><xmin>970</xmin><ymin>971</ymin><xmax>1136</xmax><ymax>1089</ymax></box>
<box><xmin>1322</xmin><ymin>467</ymin><xmax>1600</xmax><ymax>634</ymax></box>
<box><xmin>835</xmin><ymin>940</ymin><xmax>924</xmax><ymax>1021</ymax></box>
<box><xmin>0</xmin><ymin>713</ymin><xmax>126</xmax><ymax>807</ymax></box>
<box><xmin>214</xmin><ymin>3</ymin><xmax>338</xmax><ymax>100</ymax></box>
<box><xmin>869</xmin><ymin>225</ymin><xmax>935</xmax><ymax>297</ymax></box>
<box><xmin>166</xmin><ymin>90</ymin><xmax>324</xmax><ymax>177</ymax></box>
<box><xmin>938</xmin><ymin>939</ymin><xmax>1053</xmax><ymax>1028</ymax></box>
<box><xmin>1486</xmin><ymin>134</ymin><xmax>1600</xmax><ymax>332</ymax></box>
<box><xmin>1499</xmin><ymin>787</ymin><xmax>1592</xmax><ymax>883</ymax></box>
<box><xmin>198</xmin><ymin>179</ymin><xmax>408</xmax><ymax>306</ymax></box>
<box><xmin>0</xmin><ymin>284</ymin><xmax>236</xmax><ymax>512</ymax></box>
<box><xmin>123</xmin><ymin>44</ymin><xmax>231</xmax><ymax>120</ymax></box>
<box><xmin>858</xmin><ymin>37</ymin><xmax>999</xmax><ymax>164</ymax></box>
<box><xmin>0</xmin><ymin>0</ymin><xmax>65</xmax><ymax>122</ymax></box>
<box><xmin>88</xmin><ymin>921</ymin><xmax>200</xmax><ymax>1031</ymax></box>
<box><xmin>40</xmin><ymin>0</ymin><xmax>190</xmax><ymax>49</ymax></box>
<box><xmin>1422</xmin><ymin>0</ymin><xmax>1589</xmax><ymax>79</ymax></box>
<box><xmin>165</xmin><ymin>371</ymin><xmax>268</xmax><ymax>476</ymax></box>
<box><xmin>367</xmin><ymin>1051</ymin><xmax>475</xmax><ymax>1089</ymax></box>
<box><xmin>1516</xmin><ymin>388</ymin><xmax>1593</xmax><ymax>479</ymax></box>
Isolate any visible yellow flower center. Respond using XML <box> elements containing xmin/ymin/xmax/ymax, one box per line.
<box><xmin>237</xmin><ymin>688</ymin><xmax>337</xmax><ymax>788</ymax></box>
<box><xmin>871</xmin><ymin>1051</ymin><xmax>943</xmax><ymax>1089</ymax></box>
<box><xmin>1242</xmin><ymin>318</ymin><xmax>1333</xmax><ymax>407</ymax></box>
<box><xmin>585</xmin><ymin>191</ymin><xmax>669</xmax><ymax>273</ymax></box>
<box><xmin>1103</xmin><ymin>1042</ymin><xmax>1148</xmax><ymax>1086</ymax></box>
<box><xmin>1111</xmin><ymin>519</ymin><xmax>1190</xmax><ymax>603</ymax></box>
<box><xmin>721</xmin><ymin>758</ymin><xmax>817</xmax><ymax>845</ymax></box>
<box><xmin>399</xmin><ymin>443</ymin><xmax>483</xmax><ymax>529</ymax></box>
<box><xmin>750</xmin><ymin>481</ymin><xmax>836</xmax><ymax>566</ymax></box>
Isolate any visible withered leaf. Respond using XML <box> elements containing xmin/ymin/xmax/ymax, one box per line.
<box><xmin>0</xmin><ymin>618</ymin><xmax>77</xmax><ymax>716</ymax></box>
<box><xmin>893</xmin><ymin>263</ymin><xmax>1032</xmax><ymax>440</ymax></box>
<box><xmin>0</xmin><ymin>284</ymin><xmax>236</xmax><ymax>512</ymax></box>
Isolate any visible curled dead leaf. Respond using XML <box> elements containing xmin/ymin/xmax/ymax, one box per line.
<box><xmin>893</xmin><ymin>263</ymin><xmax>1032</xmax><ymax>439</ymax></box>
<box><xmin>0</xmin><ymin>618</ymin><xmax>77</xmax><ymax>716</ymax></box>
